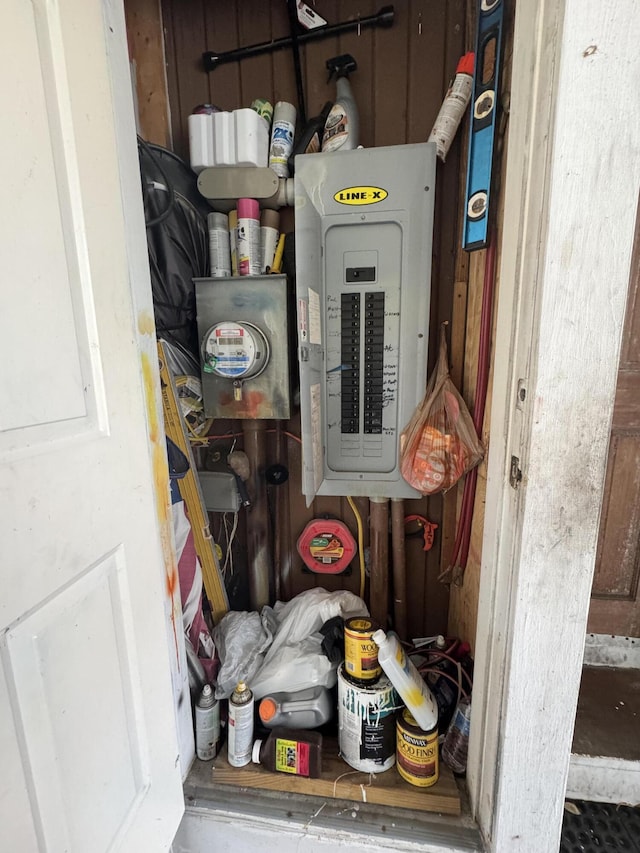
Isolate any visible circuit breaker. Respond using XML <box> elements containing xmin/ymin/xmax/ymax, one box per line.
<box><xmin>295</xmin><ymin>143</ymin><xmax>436</xmax><ymax>501</ymax></box>
<box><xmin>194</xmin><ymin>275</ymin><xmax>290</xmax><ymax>420</ymax></box>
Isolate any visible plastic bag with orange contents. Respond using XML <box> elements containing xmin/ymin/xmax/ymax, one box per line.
<box><xmin>400</xmin><ymin>326</ymin><xmax>484</xmax><ymax>495</ymax></box>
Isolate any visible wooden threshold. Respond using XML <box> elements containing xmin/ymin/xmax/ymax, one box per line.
<box><xmin>209</xmin><ymin>738</ymin><xmax>461</xmax><ymax>816</ymax></box>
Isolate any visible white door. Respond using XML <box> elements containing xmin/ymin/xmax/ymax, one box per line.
<box><xmin>0</xmin><ymin>0</ymin><xmax>185</xmax><ymax>850</ymax></box>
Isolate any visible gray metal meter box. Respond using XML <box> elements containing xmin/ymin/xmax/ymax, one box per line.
<box><xmin>194</xmin><ymin>275</ymin><xmax>290</xmax><ymax>420</ymax></box>
<box><xmin>295</xmin><ymin>142</ymin><xmax>436</xmax><ymax>502</ymax></box>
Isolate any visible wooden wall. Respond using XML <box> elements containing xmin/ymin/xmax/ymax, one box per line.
<box><xmin>128</xmin><ymin>0</ymin><xmax>486</xmax><ymax>640</ymax></box>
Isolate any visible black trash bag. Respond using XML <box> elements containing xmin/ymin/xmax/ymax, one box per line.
<box><xmin>137</xmin><ymin>138</ymin><xmax>212</xmax><ymax>358</ymax></box>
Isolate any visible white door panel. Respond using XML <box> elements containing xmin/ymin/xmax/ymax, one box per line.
<box><xmin>0</xmin><ymin>0</ymin><xmax>185</xmax><ymax>850</ymax></box>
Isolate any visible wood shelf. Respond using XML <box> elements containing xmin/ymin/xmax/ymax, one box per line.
<box><xmin>210</xmin><ymin>738</ymin><xmax>461</xmax><ymax>816</ymax></box>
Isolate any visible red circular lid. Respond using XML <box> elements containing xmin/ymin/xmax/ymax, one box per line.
<box><xmin>296</xmin><ymin>519</ymin><xmax>357</xmax><ymax>574</ymax></box>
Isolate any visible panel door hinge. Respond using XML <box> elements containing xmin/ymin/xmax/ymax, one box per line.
<box><xmin>510</xmin><ymin>455</ymin><xmax>523</xmax><ymax>489</ymax></box>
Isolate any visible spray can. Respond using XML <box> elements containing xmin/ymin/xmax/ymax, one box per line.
<box><xmin>207</xmin><ymin>212</ymin><xmax>231</xmax><ymax>278</ymax></box>
<box><xmin>428</xmin><ymin>52</ymin><xmax>475</xmax><ymax>162</ymax></box>
<box><xmin>228</xmin><ymin>209</ymin><xmax>238</xmax><ymax>276</ymax></box>
<box><xmin>227</xmin><ymin>681</ymin><xmax>254</xmax><ymax>767</ymax></box>
<box><xmin>195</xmin><ymin>683</ymin><xmax>220</xmax><ymax>761</ymax></box>
<box><xmin>269</xmin><ymin>101</ymin><xmax>296</xmax><ymax>178</ymax></box>
<box><xmin>236</xmin><ymin>199</ymin><xmax>261</xmax><ymax>276</ymax></box>
<box><xmin>372</xmin><ymin>629</ymin><xmax>438</xmax><ymax>732</ymax></box>
<box><xmin>322</xmin><ymin>54</ymin><xmax>359</xmax><ymax>153</ymax></box>
<box><xmin>260</xmin><ymin>209</ymin><xmax>280</xmax><ymax>273</ymax></box>
<box><xmin>251</xmin><ymin>97</ymin><xmax>273</xmax><ymax>129</ymax></box>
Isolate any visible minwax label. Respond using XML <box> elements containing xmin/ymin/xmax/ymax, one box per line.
<box><xmin>275</xmin><ymin>738</ymin><xmax>310</xmax><ymax>776</ymax></box>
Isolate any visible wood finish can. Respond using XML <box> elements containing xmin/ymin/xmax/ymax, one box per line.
<box><xmin>396</xmin><ymin>708</ymin><xmax>439</xmax><ymax>787</ymax></box>
<box><xmin>344</xmin><ymin>616</ymin><xmax>381</xmax><ymax>684</ymax></box>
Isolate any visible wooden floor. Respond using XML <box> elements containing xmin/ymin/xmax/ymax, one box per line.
<box><xmin>572</xmin><ymin>666</ymin><xmax>640</xmax><ymax>760</ymax></box>
<box><xmin>209</xmin><ymin>737</ymin><xmax>461</xmax><ymax>816</ymax></box>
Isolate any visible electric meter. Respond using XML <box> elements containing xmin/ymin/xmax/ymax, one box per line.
<box><xmin>194</xmin><ymin>275</ymin><xmax>291</xmax><ymax>420</ymax></box>
<box><xmin>201</xmin><ymin>321</ymin><xmax>269</xmax><ymax>380</ymax></box>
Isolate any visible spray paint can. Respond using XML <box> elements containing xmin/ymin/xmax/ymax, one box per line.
<box><xmin>236</xmin><ymin>199</ymin><xmax>261</xmax><ymax>276</ymax></box>
<box><xmin>428</xmin><ymin>52</ymin><xmax>475</xmax><ymax>162</ymax></box>
<box><xmin>251</xmin><ymin>98</ymin><xmax>273</xmax><ymax>129</ymax></box>
<box><xmin>396</xmin><ymin>708</ymin><xmax>439</xmax><ymax>787</ymax></box>
<box><xmin>195</xmin><ymin>683</ymin><xmax>220</xmax><ymax>761</ymax></box>
<box><xmin>207</xmin><ymin>212</ymin><xmax>231</xmax><ymax>277</ymax></box>
<box><xmin>344</xmin><ymin>616</ymin><xmax>381</xmax><ymax>685</ymax></box>
<box><xmin>269</xmin><ymin>101</ymin><xmax>296</xmax><ymax>178</ymax></box>
<box><xmin>260</xmin><ymin>209</ymin><xmax>280</xmax><ymax>273</ymax></box>
<box><xmin>337</xmin><ymin>665</ymin><xmax>398</xmax><ymax>773</ymax></box>
<box><xmin>227</xmin><ymin>681</ymin><xmax>254</xmax><ymax>767</ymax></box>
<box><xmin>228</xmin><ymin>209</ymin><xmax>238</xmax><ymax>276</ymax></box>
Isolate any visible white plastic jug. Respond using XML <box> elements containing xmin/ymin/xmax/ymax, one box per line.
<box><xmin>258</xmin><ymin>686</ymin><xmax>333</xmax><ymax>729</ymax></box>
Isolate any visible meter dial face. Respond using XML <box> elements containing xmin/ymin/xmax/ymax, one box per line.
<box><xmin>201</xmin><ymin>321</ymin><xmax>269</xmax><ymax>379</ymax></box>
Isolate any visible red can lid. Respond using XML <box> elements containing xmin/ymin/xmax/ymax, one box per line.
<box><xmin>456</xmin><ymin>52</ymin><xmax>475</xmax><ymax>77</ymax></box>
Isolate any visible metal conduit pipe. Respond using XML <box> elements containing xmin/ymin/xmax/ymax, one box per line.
<box><xmin>390</xmin><ymin>498</ymin><xmax>408</xmax><ymax>640</ymax></box>
<box><xmin>243</xmin><ymin>420</ymin><xmax>272</xmax><ymax>610</ymax></box>
<box><xmin>369</xmin><ymin>497</ymin><xmax>390</xmax><ymax>628</ymax></box>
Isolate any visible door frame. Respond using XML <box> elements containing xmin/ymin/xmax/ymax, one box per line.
<box><xmin>467</xmin><ymin>0</ymin><xmax>640</xmax><ymax>850</ymax></box>
<box><xmin>113</xmin><ymin>0</ymin><xmax>640</xmax><ymax>849</ymax></box>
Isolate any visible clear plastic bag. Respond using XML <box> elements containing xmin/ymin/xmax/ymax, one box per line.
<box><xmin>400</xmin><ymin>326</ymin><xmax>483</xmax><ymax>495</ymax></box>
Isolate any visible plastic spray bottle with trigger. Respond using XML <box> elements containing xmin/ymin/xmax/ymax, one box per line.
<box><xmin>322</xmin><ymin>54</ymin><xmax>359</xmax><ymax>153</ymax></box>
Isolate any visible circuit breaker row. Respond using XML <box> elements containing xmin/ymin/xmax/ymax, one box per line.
<box><xmin>340</xmin><ymin>291</ymin><xmax>385</xmax><ymax>435</ymax></box>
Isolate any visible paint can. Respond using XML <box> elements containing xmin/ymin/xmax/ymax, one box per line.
<box><xmin>344</xmin><ymin>616</ymin><xmax>382</xmax><ymax>685</ymax></box>
<box><xmin>396</xmin><ymin>708</ymin><xmax>439</xmax><ymax>787</ymax></box>
<box><xmin>337</xmin><ymin>665</ymin><xmax>398</xmax><ymax>773</ymax></box>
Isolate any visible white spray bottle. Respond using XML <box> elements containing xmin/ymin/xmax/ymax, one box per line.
<box><xmin>322</xmin><ymin>54</ymin><xmax>359</xmax><ymax>152</ymax></box>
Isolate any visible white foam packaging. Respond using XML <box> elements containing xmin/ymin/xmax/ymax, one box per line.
<box><xmin>188</xmin><ymin>108</ymin><xmax>269</xmax><ymax>173</ymax></box>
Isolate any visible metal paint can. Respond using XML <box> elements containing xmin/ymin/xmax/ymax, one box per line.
<box><xmin>337</xmin><ymin>665</ymin><xmax>398</xmax><ymax>773</ymax></box>
<box><xmin>396</xmin><ymin>708</ymin><xmax>439</xmax><ymax>787</ymax></box>
<box><xmin>344</xmin><ymin>616</ymin><xmax>381</xmax><ymax>685</ymax></box>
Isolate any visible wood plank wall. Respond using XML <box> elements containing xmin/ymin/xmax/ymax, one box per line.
<box><xmin>127</xmin><ymin>0</ymin><xmax>494</xmax><ymax>641</ymax></box>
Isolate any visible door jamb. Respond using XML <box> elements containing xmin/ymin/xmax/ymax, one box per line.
<box><xmin>466</xmin><ymin>1</ymin><xmax>640</xmax><ymax>850</ymax></box>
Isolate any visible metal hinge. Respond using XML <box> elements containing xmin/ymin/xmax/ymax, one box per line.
<box><xmin>510</xmin><ymin>455</ymin><xmax>523</xmax><ymax>489</ymax></box>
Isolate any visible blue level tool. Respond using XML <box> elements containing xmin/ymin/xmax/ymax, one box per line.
<box><xmin>463</xmin><ymin>0</ymin><xmax>504</xmax><ymax>251</ymax></box>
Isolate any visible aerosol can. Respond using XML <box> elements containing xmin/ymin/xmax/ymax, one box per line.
<box><xmin>322</xmin><ymin>54</ymin><xmax>359</xmax><ymax>152</ymax></box>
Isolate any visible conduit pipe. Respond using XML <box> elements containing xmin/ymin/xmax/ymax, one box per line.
<box><xmin>369</xmin><ymin>497</ymin><xmax>390</xmax><ymax>628</ymax></box>
<box><xmin>390</xmin><ymin>498</ymin><xmax>408</xmax><ymax>639</ymax></box>
<box><xmin>243</xmin><ymin>420</ymin><xmax>272</xmax><ymax>609</ymax></box>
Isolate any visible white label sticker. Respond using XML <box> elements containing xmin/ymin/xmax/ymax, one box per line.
<box><xmin>298</xmin><ymin>297</ymin><xmax>308</xmax><ymax>342</ymax></box>
<box><xmin>310</xmin><ymin>383</ymin><xmax>323</xmax><ymax>494</ymax></box>
<box><xmin>308</xmin><ymin>288</ymin><xmax>321</xmax><ymax>345</ymax></box>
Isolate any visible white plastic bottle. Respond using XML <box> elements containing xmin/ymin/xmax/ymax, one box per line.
<box><xmin>322</xmin><ymin>54</ymin><xmax>359</xmax><ymax>153</ymax></box>
<box><xmin>428</xmin><ymin>52</ymin><xmax>474</xmax><ymax>162</ymax></box>
<box><xmin>195</xmin><ymin>683</ymin><xmax>220</xmax><ymax>761</ymax></box>
<box><xmin>372</xmin><ymin>629</ymin><xmax>438</xmax><ymax>731</ymax></box>
<box><xmin>227</xmin><ymin>681</ymin><xmax>254</xmax><ymax>767</ymax></box>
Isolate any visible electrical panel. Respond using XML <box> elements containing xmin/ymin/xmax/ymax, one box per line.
<box><xmin>295</xmin><ymin>143</ymin><xmax>436</xmax><ymax>502</ymax></box>
<box><xmin>194</xmin><ymin>275</ymin><xmax>290</xmax><ymax>420</ymax></box>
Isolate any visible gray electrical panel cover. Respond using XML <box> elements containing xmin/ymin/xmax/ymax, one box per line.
<box><xmin>295</xmin><ymin>143</ymin><xmax>436</xmax><ymax>503</ymax></box>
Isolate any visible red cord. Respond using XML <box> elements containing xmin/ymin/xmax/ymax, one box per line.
<box><xmin>444</xmin><ymin>231</ymin><xmax>498</xmax><ymax>580</ymax></box>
